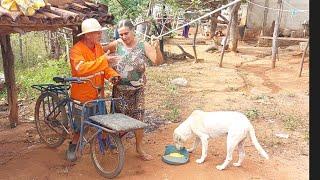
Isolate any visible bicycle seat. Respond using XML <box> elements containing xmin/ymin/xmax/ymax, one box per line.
<box><xmin>88</xmin><ymin>113</ymin><xmax>148</xmax><ymax>132</ymax></box>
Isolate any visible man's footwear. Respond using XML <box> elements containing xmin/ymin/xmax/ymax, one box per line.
<box><xmin>66</xmin><ymin>142</ymin><xmax>77</xmax><ymax>162</ymax></box>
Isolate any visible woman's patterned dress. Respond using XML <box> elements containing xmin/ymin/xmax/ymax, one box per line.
<box><xmin>112</xmin><ymin>39</ymin><xmax>150</xmax><ymax>121</ymax></box>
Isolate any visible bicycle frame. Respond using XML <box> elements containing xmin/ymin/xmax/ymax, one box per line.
<box><xmin>32</xmin><ymin>77</ymin><xmax>126</xmax><ymax>158</ymax></box>
<box><xmin>78</xmin><ymin>97</ymin><xmax>124</xmax><ymax>156</ymax></box>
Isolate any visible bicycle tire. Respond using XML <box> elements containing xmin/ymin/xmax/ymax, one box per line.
<box><xmin>90</xmin><ymin>132</ymin><xmax>125</xmax><ymax>178</ymax></box>
<box><xmin>34</xmin><ymin>91</ymin><xmax>67</xmax><ymax>148</ymax></box>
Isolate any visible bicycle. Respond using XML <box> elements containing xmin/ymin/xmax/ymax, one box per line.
<box><xmin>31</xmin><ymin>76</ymin><xmax>147</xmax><ymax>178</ymax></box>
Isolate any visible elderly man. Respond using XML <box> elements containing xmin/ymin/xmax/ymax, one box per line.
<box><xmin>67</xmin><ymin>18</ymin><xmax>120</xmax><ymax>161</ymax></box>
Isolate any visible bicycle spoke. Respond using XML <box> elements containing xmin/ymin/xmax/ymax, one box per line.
<box><xmin>91</xmin><ymin>133</ymin><xmax>124</xmax><ymax>178</ymax></box>
<box><xmin>35</xmin><ymin>92</ymin><xmax>67</xmax><ymax>148</ymax></box>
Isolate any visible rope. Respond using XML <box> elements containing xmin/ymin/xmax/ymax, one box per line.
<box><xmin>157</xmin><ymin>0</ymin><xmax>242</xmax><ymax>39</ymax></box>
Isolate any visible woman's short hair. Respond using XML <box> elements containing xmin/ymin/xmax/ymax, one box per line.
<box><xmin>117</xmin><ymin>19</ymin><xmax>135</xmax><ymax>30</ymax></box>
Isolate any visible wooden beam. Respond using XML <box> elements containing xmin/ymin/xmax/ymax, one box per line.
<box><xmin>259</xmin><ymin>36</ymin><xmax>308</xmax><ymax>41</ymax></box>
<box><xmin>0</xmin><ymin>34</ymin><xmax>18</xmax><ymax>128</ymax></box>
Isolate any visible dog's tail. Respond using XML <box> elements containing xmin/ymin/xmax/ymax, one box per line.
<box><xmin>248</xmin><ymin>124</ymin><xmax>269</xmax><ymax>159</ymax></box>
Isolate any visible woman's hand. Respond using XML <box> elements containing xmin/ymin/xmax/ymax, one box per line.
<box><xmin>109</xmin><ymin>76</ymin><xmax>121</xmax><ymax>85</ymax></box>
<box><xmin>144</xmin><ymin>35</ymin><xmax>164</xmax><ymax>65</ymax></box>
<box><xmin>150</xmin><ymin>35</ymin><xmax>160</xmax><ymax>49</ymax></box>
<box><xmin>105</xmin><ymin>50</ymin><xmax>120</xmax><ymax>65</ymax></box>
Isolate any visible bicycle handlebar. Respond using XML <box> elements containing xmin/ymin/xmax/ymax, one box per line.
<box><xmin>53</xmin><ymin>77</ymin><xmax>82</xmax><ymax>84</ymax></box>
<box><xmin>53</xmin><ymin>76</ymin><xmax>103</xmax><ymax>92</ymax></box>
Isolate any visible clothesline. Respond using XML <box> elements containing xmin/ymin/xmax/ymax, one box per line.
<box><xmin>247</xmin><ymin>0</ymin><xmax>308</xmax><ymax>13</ymax></box>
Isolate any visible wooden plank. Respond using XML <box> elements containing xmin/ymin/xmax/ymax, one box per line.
<box><xmin>83</xmin><ymin>1</ymin><xmax>99</xmax><ymax>10</ymax></box>
<box><xmin>259</xmin><ymin>36</ymin><xmax>308</xmax><ymax>41</ymax></box>
<box><xmin>298</xmin><ymin>39</ymin><xmax>309</xmax><ymax>77</ymax></box>
<box><xmin>68</xmin><ymin>3</ymin><xmax>90</xmax><ymax>13</ymax></box>
<box><xmin>0</xmin><ymin>35</ymin><xmax>18</xmax><ymax>128</ymax></box>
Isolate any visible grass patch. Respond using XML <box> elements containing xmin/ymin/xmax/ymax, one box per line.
<box><xmin>283</xmin><ymin>115</ymin><xmax>299</xmax><ymax>131</ymax></box>
<box><xmin>0</xmin><ymin>58</ymin><xmax>70</xmax><ymax>100</ymax></box>
<box><xmin>165</xmin><ymin>106</ymin><xmax>180</xmax><ymax>122</ymax></box>
<box><xmin>245</xmin><ymin>108</ymin><xmax>259</xmax><ymax>120</ymax></box>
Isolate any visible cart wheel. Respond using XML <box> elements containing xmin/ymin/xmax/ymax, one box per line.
<box><xmin>34</xmin><ymin>91</ymin><xmax>67</xmax><ymax>148</ymax></box>
<box><xmin>90</xmin><ymin>132</ymin><xmax>125</xmax><ymax>178</ymax></box>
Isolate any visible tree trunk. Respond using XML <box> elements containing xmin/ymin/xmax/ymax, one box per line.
<box><xmin>62</xmin><ymin>29</ymin><xmax>70</xmax><ymax>62</ymax></box>
<box><xmin>0</xmin><ymin>34</ymin><xmax>18</xmax><ymax>128</ymax></box>
<box><xmin>219</xmin><ymin>3</ymin><xmax>237</xmax><ymax>67</ymax></box>
<box><xmin>193</xmin><ymin>22</ymin><xmax>199</xmax><ymax>63</ymax></box>
<box><xmin>43</xmin><ymin>30</ymin><xmax>49</xmax><ymax>55</ymax></box>
<box><xmin>271</xmin><ymin>0</ymin><xmax>282</xmax><ymax>68</ymax></box>
<box><xmin>19</xmin><ymin>34</ymin><xmax>24</xmax><ymax>64</ymax></box>
<box><xmin>262</xmin><ymin>0</ymin><xmax>269</xmax><ymax>35</ymax></box>
<box><xmin>210</xmin><ymin>12</ymin><xmax>219</xmax><ymax>39</ymax></box>
<box><xmin>229</xmin><ymin>1</ymin><xmax>241</xmax><ymax>52</ymax></box>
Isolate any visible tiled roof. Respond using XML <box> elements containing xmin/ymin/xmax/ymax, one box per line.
<box><xmin>0</xmin><ymin>0</ymin><xmax>114</xmax><ymax>35</ymax></box>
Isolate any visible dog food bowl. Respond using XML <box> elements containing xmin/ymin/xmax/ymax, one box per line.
<box><xmin>162</xmin><ymin>144</ymin><xmax>189</xmax><ymax>165</ymax></box>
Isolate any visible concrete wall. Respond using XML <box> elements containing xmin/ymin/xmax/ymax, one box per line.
<box><xmin>246</xmin><ymin>0</ymin><xmax>309</xmax><ymax>31</ymax></box>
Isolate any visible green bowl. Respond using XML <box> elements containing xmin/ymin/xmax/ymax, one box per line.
<box><xmin>162</xmin><ymin>144</ymin><xmax>189</xmax><ymax>165</ymax></box>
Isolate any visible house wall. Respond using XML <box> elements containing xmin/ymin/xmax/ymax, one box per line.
<box><xmin>246</xmin><ymin>0</ymin><xmax>309</xmax><ymax>31</ymax></box>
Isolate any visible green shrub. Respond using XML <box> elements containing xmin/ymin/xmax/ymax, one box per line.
<box><xmin>0</xmin><ymin>58</ymin><xmax>70</xmax><ymax>100</ymax></box>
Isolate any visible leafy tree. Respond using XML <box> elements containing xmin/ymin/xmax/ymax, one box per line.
<box><xmin>98</xmin><ymin>0</ymin><xmax>150</xmax><ymax>22</ymax></box>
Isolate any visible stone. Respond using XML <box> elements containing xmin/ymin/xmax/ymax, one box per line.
<box><xmin>282</xmin><ymin>28</ymin><xmax>291</xmax><ymax>37</ymax></box>
<box><xmin>275</xmin><ymin>133</ymin><xmax>289</xmax><ymax>139</ymax></box>
<box><xmin>171</xmin><ymin>78</ymin><xmax>188</xmax><ymax>87</ymax></box>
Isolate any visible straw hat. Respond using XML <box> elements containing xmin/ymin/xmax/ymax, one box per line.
<box><xmin>77</xmin><ymin>18</ymin><xmax>108</xmax><ymax>37</ymax></box>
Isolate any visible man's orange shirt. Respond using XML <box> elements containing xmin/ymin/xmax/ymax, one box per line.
<box><xmin>69</xmin><ymin>40</ymin><xmax>118</xmax><ymax>103</ymax></box>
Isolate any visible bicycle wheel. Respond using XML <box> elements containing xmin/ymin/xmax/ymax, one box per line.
<box><xmin>34</xmin><ymin>91</ymin><xmax>67</xmax><ymax>148</ymax></box>
<box><xmin>90</xmin><ymin>132</ymin><xmax>125</xmax><ymax>178</ymax></box>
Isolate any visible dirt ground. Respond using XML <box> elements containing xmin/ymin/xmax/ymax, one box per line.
<box><xmin>0</xmin><ymin>35</ymin><xmax>309</xmax><ymax>179</ymax></box>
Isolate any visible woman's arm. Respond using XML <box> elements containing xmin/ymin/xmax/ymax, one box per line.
<box><xmin>144</xmin><ymin>39</ymin><xmax>164</xmax><ymax>66</ymax></box>
<box><xmin>102</xmin><ymin>40</ymin><xmax>118</xmax><ymax>54</ymax></box>
<box><xmin>102</xmin><ymin>40</ymin><xmax>119</xmax><ymax>64</ymax></box>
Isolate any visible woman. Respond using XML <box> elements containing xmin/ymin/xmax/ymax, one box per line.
<box><xmin>103</xmin><ymin>19</ymin><xmax>163</xmax><ymax>161</ymax></box>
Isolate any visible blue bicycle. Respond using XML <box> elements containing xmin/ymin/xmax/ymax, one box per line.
<box><xmin>31</xmin><ymin>76</ymin><xmax>147</xmax><ymax>178</ymax></box>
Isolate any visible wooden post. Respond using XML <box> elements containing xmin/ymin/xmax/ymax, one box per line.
<box><xmin>219</xmin><ymin>3</ymin><xmax>237</xmax><ymax>67</ymax></box>
<box><xmin>262</xmin><ymin>0</ymin><xmax>269</xmax><ymax>35</ymax></box>
<box><xmin>72</xmin><ymin>26</ymin><xmax>81</xmax><ymax>45</ymax></box>
<box><xmin>298</xmin><ymin>38</ymin><xmax>309</xmax><ymax>77</ymax></box>
<box><xmin>271</xmin><ymin>0</ymin><xmax>283</xmax><ymax>68</ymax></box>
<box><xmin>0</xmin><ymin>34</ymin><xmax>18</xmax><ymax>128</ymax></box>
<box><xmin>193</xmin><ymin>22</ymin><xmax>199</xmax><ymax>63</ymax></box>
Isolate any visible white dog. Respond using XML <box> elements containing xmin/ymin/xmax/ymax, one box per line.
<box><xmin>173</xmin><ymin>110</ymin><xmax>269</xmax><ymax>170</ymax></box>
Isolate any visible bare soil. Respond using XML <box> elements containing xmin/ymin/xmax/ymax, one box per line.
<box><xmin>0</xmin><ymin>37</ymin><xmax>309</xmax><ymax>179</ymax></box>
